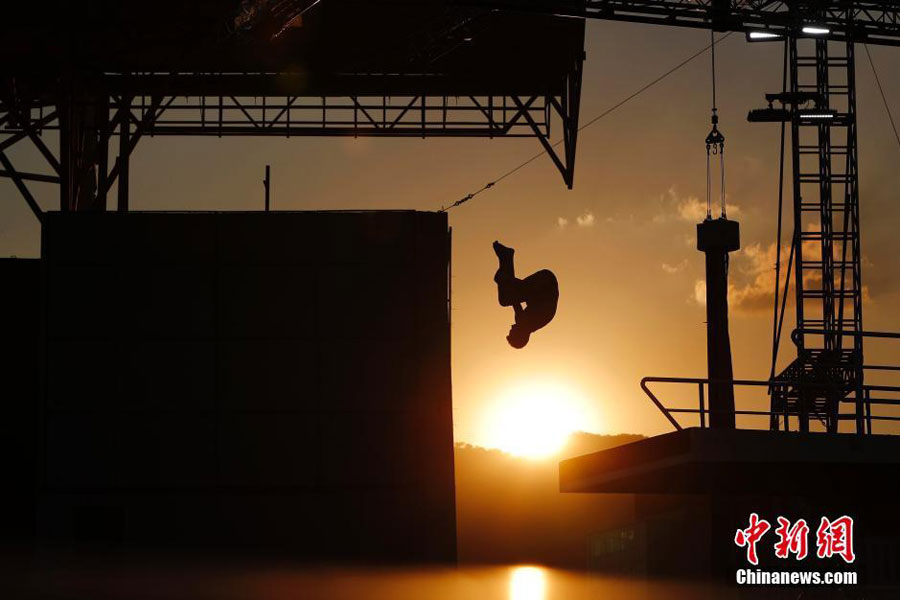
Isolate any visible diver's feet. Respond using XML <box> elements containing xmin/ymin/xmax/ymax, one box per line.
<box><xmin>493</xmin><ymin>241</ymin><xmax>514</xmax><ymax>259</ymax></box>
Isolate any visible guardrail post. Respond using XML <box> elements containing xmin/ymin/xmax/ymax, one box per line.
<box><xmin>699</xmin><ymin>383</ymin><xmax>706</xmax><ymax>429</ymax></box>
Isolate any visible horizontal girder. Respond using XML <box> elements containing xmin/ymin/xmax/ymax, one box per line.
<box><xmin>462</xmin><ymin>1</ymin><xmax>900</xmax><ymax>46</ymax></box>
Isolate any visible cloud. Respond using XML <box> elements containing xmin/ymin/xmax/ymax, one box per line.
<box><xmin>657</xmin><ymin>186</ymin><xmax>741</xmax><ymax>223</ymax></box>
<box><xmin>728</xmin><ymin>242</ymin><xmax>782</xmax><ymax>313</ymax></box>
<box><xmin>692</xmin><ymin>242</ymin><xmax>785</xmax><ymax>314</ymax></box>
<box><xmin>662</xmin><ymin>259</ymin><xmax>688</xmax><ymax>274</ymax></box>
<box><xmin>694</xmin><ymin>280</ymin><xmax>707</xmax><ymax>306</ymax></box>
<box><xmin>677</xmin><ymin>195</ymin><xmax>709</xmax><ymax>222</ymax></box>
<box><xmin>576</xmin><ymin>211</ymin><xmax>595</xmax><ymax>227</ymax></box>
<box><xmin>692</xmin><ymin>239</ymin><xmax>872</xmax><ymax>315</ymax></box>
<box><xmin>556</xmin><ymin>211</ymin><xmax>595</xmax><ymax>229</ymax></box>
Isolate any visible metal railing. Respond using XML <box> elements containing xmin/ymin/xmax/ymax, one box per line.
<box><xmin>641</xmin><ymin>329</ymin><xmax>900</xmax><ymax>433</ymax></box>
<box><xmin>641</xmin><ymin>376</ymin><xmax>900</xmax><ymax>434</ymax></box>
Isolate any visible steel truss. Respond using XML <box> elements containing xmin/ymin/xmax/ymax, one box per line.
<box><xmin>466</xmin><ymin>1</ymin><xmax>900</xmax><ymax>46</ymax></box>
<box><xmin>0</xmin><ymin>61</ymin><xmax>584</xmax><ymax>213</ymax></box>
<box><xmin>768</xmin><ymin>33</ymin><xmax>866</xmax><ymax>434</ymax></box>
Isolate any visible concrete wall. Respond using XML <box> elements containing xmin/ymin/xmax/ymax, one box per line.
<box><xmin>37</xmin><ymin>211</ymin><xmax>455</xmax><ymax>562</ymax></box>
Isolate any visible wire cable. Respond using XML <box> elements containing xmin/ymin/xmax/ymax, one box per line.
<box><xmin>864</xmin><ymin>44</ymin><xmax>900</xmax><ymax>153</ymax></box>
<box><xmin>711</xmin><ymin>29</ymin><xmax>717</xmax><ymax>113</ymax></box>
<box><xmin>440</xmin><ymin>31</ymin><xmax>735</xmax><ymax>212</ymax></box>
<box><xmin>706</xmin><ymin>28</ymin><xmax>727</xmax><ymax>218</ymax></box>
<box><xmin>771</xmin><ymin>39</ymin><xmax>789</xmax><ymax>383</ymax></box>
<box><xmin>706</xmin><ymin>31</ymin><xmax>714</xmax><ymax>219</ymax></box>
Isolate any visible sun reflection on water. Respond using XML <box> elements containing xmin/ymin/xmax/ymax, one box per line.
<box><xmin>509</xmin><ymin>566</ymin><xmax>547</xmax><ymax>600</ymax></box>
<box><xmin>9</xmin><ymin>557</ymin><xmax>726</xmax><ymax>600</ymax></box>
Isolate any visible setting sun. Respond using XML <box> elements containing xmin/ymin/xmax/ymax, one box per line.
<box><xmin>482</xmin><ymin>380</ymin><xmax>590</xmax><ymax>459</ymax></box>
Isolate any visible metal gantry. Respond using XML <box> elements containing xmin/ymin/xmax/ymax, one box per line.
<box><xmin>766</xmin><ymin>33</ymin><xmax>866</xmax><ymax>434</ymax></box>
<box><xmin>0</xmin><ymin>3</ymin><xmax>586</xmax><ymax>213</ymax></box>
<box><xmin>0</xmin><ymin>71</ymin><xmax>583</xmax><ymax>213</ymax></box>
<box><xmin>466</xmin><ymin>1</ymin><xmax>900</xmax><ymax>46</ymax></box>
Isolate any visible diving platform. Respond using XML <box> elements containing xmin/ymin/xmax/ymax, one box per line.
<box><xmin>560</xmin><ymin>427</ymin><xmax>900</xmax><ymax>496</ymax></box>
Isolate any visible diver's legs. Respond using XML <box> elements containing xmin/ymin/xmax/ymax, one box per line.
<box><xmin>493</xmin><ymin>241</ymin><xmax>520</xmax><ymax>307</ymax></box>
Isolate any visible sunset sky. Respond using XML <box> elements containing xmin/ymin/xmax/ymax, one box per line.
<box><xmin>3</xmin><ymin>21</ymin><xmax>899</xmax><ymax>449</ymax></box>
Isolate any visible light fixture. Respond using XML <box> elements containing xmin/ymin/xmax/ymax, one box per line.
<box><xmin>802</xmin><ymin>25</ymin><xmax>831</xmax><ymax>35</ymax></box>
<box><xmin>747</xmin><ymin>30</ymin><xmax>782</xmax><ymax>41</ymax></box>
<box><xmin>799</xmin><ymin>110</ymin><xmax>837</xmax><ymax>119</ymax></box>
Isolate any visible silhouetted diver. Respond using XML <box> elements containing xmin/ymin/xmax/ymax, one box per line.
<box><xmin>493</xmin><ymin>241</ymin><xmax>559</xmax><ymax>349</ymax></box>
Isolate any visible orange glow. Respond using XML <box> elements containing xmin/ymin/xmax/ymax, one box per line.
<box><xmin>509</xmin><ymin>566</ymin><xmax>547</xmax><ymax>600</ymax></box>
<box><xmin>481</xmin><ymin>380</ymin><xmax>589</xmax><ymax>459</ymax></box>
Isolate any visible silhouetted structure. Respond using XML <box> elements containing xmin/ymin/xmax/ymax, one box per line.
<box><xmin>697</xmin><ymin>217</ymin><xmax>739</xmax><ymax>429</ymax></box>
<box><xmin>0</xmin><ymin>258</ymin><xmax>39</xmax><ymax>549</ymax></box>
<box><xmin>0</xmin><ymin>1</ymin><xmax>586</xmax><ymax>214</ymax></box>
<box><xmin>492</xmin><ymin>241</ymin><xmax>558</xmax><ymax>349</ymax></box>
<box><xmin>32</xmin><ymin>210</ymin><xmax>456</xmax><ymax>562</ymax></box>
<box><xmin>561</xmin><ymin>428</ymin><xmax>900</xmax><ymax>592</ymax></box>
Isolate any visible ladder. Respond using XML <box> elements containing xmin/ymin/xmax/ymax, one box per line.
<box><xmin>771</xmin><ymin>31</ymin><xmax>865</xmax><ymax>434</ymax></box>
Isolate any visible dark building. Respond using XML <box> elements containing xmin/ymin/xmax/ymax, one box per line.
<box><xmin>563</xmin><ymin>428</ymin><xmax>900</xmax><ymax>597</ymax></box>
<box><xmin>0</xmin><ymin>258</ymin><xmax>40</xmax><ymax>548</ymax></box>
<box><xmin>31</xmin><ymin>210</ymin><xmax>455</xmax><ymax>562</ymax></box>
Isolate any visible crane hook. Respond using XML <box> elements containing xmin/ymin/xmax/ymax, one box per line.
<box><xmin>705</xmin><ymin>31</ymin><xmax>727</xmax><ymax>218</ymax></box>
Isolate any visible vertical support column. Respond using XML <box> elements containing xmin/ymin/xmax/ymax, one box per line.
<box><xmin>96</xmin><ymin>96</ymin><xmax>110</xmax><ymax>211</ymax></box>
<box><xmin>697</xmin><ymin>217</ymin><xmax>740</xmax><ymax>429</ymax></box>
<box><xmin>843</xmin><ymin>40</ymin><xmax>865</xmax><ymax>433</ymax></box>
<box><xmin>117</xmin><ymin>95</ymin><xmax>131</xmax><ymax>212</ymax></box>
<box><xmin>264</xmin><ymin>164</ymin><xmax>270</xmax><ymax>211</ymax></box>
<box><xmin>80</xmin><ymin>99</ymin><xmax>98</xmax><ymax>209</ymax></box>
<box><xmin>788</xmin><ymin>36</ymin><xmax>810</xmax><ymax>433</ymax></box>
<box><xmin>786</xmin><ymin>27</ymin><xmax>864</xmax><ymax>433</ymax></box>
<box><xmin>58</xmin><ymin>86</ymin><xmax>72</xmax><ymax>212</ymax></box>
<box><xmin>562</xmin><ymin>53</ymin><xmax>584</xmax><ymax>189</ymax></box>
<box><xmin>816</xmin><ymin>38</ymin><xmax>836</xmax><ymax>355</ymax></box>
<box><xmin>57</xmin><ymin>82</ymin><xmax>105</xmax><ymax>211</ymax></box>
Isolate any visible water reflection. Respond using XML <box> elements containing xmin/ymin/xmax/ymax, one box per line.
<box><xmin>5</xmin><ymin>555</ymin><xmax>730</xmax><ymax>600</ymax></box>
<box><xmin>509</xmin><ymin>566</ymin><xmax>546</xmax><ymax>600</ymax></box>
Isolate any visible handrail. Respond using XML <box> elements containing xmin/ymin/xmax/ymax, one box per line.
<box><xmin>791</xmin><ymin>328</ymin><xmax>900</xmax><ymax>345</ymax></box>
<box><xmin>641</xmin><ymin>375</ymin><xmax>900</xmax><ymax>433</ymax></box>
<box><xmin>640</xmin><ymin>378</ymin><xmax>683</xmax><ymax>431</ymax></box>
<box><xmin>640</xmin><ymin>377</ymin><xmax>777</xmax><ymax>432</ymax></box>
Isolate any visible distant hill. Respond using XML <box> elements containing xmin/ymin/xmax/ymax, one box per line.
<box><xmin>455</xmin><ymin>432</ymin><xmax>644</xmax><ymax>568</ymax></box>
<box><xmin>559</xmin><ymin>431</ymin><xmax>645</xmax><ymax>458</ymax></box>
